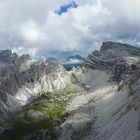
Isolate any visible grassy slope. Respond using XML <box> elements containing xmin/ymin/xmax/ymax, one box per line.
<box><xmin>0</xmin><ymin>80</ymin><xmax>84</xmax><ymax>140</ymax></box>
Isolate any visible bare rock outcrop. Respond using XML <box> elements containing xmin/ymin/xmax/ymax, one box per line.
<box><xmin>84</xmin><ymin>41</ymin><xmax>140</xmax><ymax>83</ymax></box>
<box><xmin>0</xmin><ymin>52</ymin><xmax>71</xmax><ymax>115</ymax></box>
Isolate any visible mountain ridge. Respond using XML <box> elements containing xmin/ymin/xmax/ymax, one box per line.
<box><xmin>0</xmin><ymin>41</ymin><xmax>140</xmax><ymax>140</ymax></box>
<box><xmin>0</xmin><ymin>53</ymin><xmax>71</xmax><ymax>116</ymax></box>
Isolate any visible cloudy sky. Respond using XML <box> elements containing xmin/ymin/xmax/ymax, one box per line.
<box><xmin>0</xmin><ymin>0</ymin><xmax>140</xmax><ymax>58</ymax></box>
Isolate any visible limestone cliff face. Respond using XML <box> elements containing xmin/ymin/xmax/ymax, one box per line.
<box><xmin>0</xmin><ymin>51</ymin><xmax>71</xmax><ymax>115</ymax></box>
<box><xmin>84</xmin><ymin>41</ymin><xmax>140</xmax><ymax>83</ymax></box>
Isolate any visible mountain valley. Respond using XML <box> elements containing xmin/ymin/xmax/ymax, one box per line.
<box><xmin>0</xmin><ymin>41</ymin><xmax>140</xmax><ymax>140</ymax></box>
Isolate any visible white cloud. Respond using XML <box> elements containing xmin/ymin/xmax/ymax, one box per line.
<box><xmin>66</xmin><ymin>58</ymin><xmax>83</xmax><ymax>64</ymax></box>
<box><xmin>21</xmin><ymin>21</ymin><xmax>42</xmax><ymax>42</ymax></box>
<box><xmin>12</xmin><ymin>46</ymin><xmax>38</xmax><ymax>58</ymax></box>
<box><xmin>0</xmin><ymin>0</ymin><xmax>140</xmax><ymax>58</ymax></box>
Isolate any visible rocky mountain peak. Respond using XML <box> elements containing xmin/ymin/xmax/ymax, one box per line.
<box><xmin>0</xmin><ymin>49</ymin><xmax>15</xmax><ymax>64</ymax></box>
<box><xmin>0</xmin><ymin>51</ymin><xmax>71</xmax><ymax>115</ymax></box>
<box><xmin>19</xmin><ymin>54</ymin><xmax>31</xmax><ymax>63</ymax></box>
<box><xmin>84</xmin><ymin>41</ymin><xmax>140</xmax><ymax>83</ymax></box>
<box><xmin>45</xmin><ymin>57</ymin><xmax>59</xmax><ymax>65</ymax></box>
<box><xmin>100</xmin><ymin>41</ymin><xmax>126</xmax><ymax>51</ymax></box>
<box><xmin>0</xmin><ymin>49</ymin><xmax>12</xmax><ymax>56</ymax></box>
<box><xmin>100</xmin><ymin>41</ymin><xmax>140</xmax><ymax>54</ymax></box>
<box><xmin>0</xmin><ymin>50</ymin><xmax>31</xmax><ymax>67</ymax></box>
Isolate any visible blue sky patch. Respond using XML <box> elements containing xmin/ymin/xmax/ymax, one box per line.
<box><xmin>55</xmin><ymin>1</ymin><xmax>78</xmax><ymax>15</ymax></box>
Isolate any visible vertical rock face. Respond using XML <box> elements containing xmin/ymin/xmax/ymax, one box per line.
<box><xmin>84</xmin><ymin>41</ymin><xmax>140</xmax><ymax>82</ymax></box>
<box><xmin>0</xmin><ymin>50</ymin><xmax>31</xmax><ymax>66</ymax></box>
<box><xmin>0</xmin><ymin>50</ymin><xmax>13</xmax><ymax>64</ymax></box>
<box><xmin>0</xmin><ymin>51</ymin><xmax>71</xmax><ymax>115</ymax></box>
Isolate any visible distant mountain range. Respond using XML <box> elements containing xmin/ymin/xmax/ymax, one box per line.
<box><xmin>63</xmin><ymin>54</ymin><xmax>84</xmax><ymax>71</ymax></box>
<box><xmin>41</xmin><ymin>50</ymin><xmax>84</xmax><ymax>64</ymax></box>
<box><xmin>66</xmin><ymin>54</ymin><xmax>84</xmax><ymax>64</ymax></box>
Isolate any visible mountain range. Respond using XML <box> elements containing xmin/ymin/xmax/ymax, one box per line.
<box><xmin>0</xmin><ymin>41</ymin><xmax>140</xmax><ymax>140</ymax></box>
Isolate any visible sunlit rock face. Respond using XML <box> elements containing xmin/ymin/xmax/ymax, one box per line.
<box><xmin>0</xmin><ymin>52</ymin><xmax>71</xmax><ymax>115</ymax></box>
